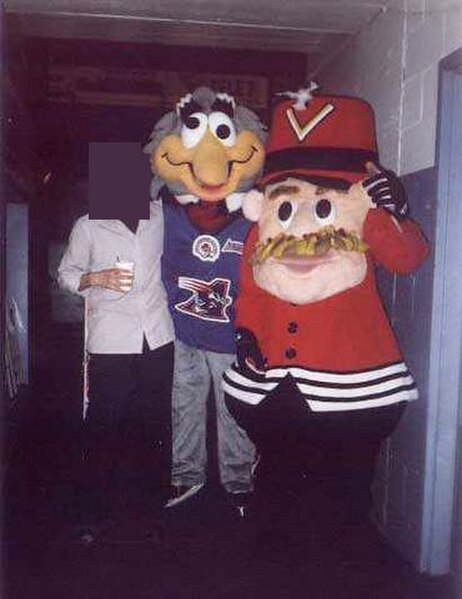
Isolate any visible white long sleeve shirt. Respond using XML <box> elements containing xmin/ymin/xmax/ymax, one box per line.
<box><xmin>57</xmin><ymin>202</ymin><xmax>174</xmax><ymax>354</ymax></box>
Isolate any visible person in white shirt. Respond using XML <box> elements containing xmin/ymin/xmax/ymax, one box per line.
<box><xmin>58</xmin><ymin>202</ymin><xmax>174</xmax><ymax>542</ymax></box>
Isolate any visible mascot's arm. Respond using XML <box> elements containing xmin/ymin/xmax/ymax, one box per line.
<box><xmin>235</xmin><ymin>225</ymin><xmax>267</xmax><ymax>372</ymax></box>
<box><xmin>362</xmin><ymin>208</ymin><xmax>429</xmax><ymax>273</ymax></box>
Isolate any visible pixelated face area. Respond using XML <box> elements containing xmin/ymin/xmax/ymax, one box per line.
<box><xmin>253</xmin><ymin>177</ymin><xmax>372</xmax><ymax>304</ymax></box>
<box><xmin>152</xmin><ymin>111</ymin><xmax>265</xmax><ymax>202</ymax></box>
<box><xmin>88</xmin><ymin>142</ymin><xmax>151</xmax><ymax>220</ymax></box>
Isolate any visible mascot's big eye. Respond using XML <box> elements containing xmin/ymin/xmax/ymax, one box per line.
<box><xmin>208</xmin><ymin>112</ymin><xmax>237</xmax><ymax>147</ymax></box>
<box><xmin>181</xmin><ymin>112</ymin><xmax>208</xmax><ymax>148</ymax></box>
<box><xmin>314</xmin><ymin>198</ymin><xmax>336</xmax><ymax>226</ymax></box>
<box><xmin>278</xmin><ymin>201</ymin><xmax>296</xmax><ymax>229</ymax></box>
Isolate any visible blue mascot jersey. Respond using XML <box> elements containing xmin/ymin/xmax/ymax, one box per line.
<box><xmin>162</xmin><ymin>199</ymin><xmax>251</xmax><ymax>353</ymax></box>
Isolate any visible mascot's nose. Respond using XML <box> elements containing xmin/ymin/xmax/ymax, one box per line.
<box><xmin>192</xmin><ymin>130</ymin><xmax>230</xmax><ymax>186</ymax></box>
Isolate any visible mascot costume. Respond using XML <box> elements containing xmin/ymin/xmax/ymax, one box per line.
<box><xmin>224</xmin><ymin>88</ymin><xmax>429</xmax><ymax>528</ymax></box>
<box><xmin>144</xmin><ymin>87</ymin><xmax>266</xmax><ymax>511</ymax></box>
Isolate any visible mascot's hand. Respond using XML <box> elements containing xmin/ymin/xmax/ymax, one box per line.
<box><xmin>362</xmin><ymin>162</ymin><xmax>409</xmax><ymax>220</ymax></box>
<box><xmin>236</xmin><ymin>327</ymin><xmax>266</xmax><ymax>375</ymax></box>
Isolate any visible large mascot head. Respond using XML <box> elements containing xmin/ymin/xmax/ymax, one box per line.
<box><xmin>144</xmin><ymin>87</ymin><xmax>266</xmax><ymax>203</ymax></box>
<box><xmin>243</xmin><ymin>89</ymin><xmax>378</xmax><ymax>305</ymax></box>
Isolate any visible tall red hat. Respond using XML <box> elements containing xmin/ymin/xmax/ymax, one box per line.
<box><xmin>261</xmin><ymin>89</ymin><xmax>379</xmax><ymax>187</ymax></box>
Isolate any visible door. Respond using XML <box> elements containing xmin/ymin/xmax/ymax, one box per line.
<box><xmin>420</xmin><ymin>50</ymin><xmax>462</xmax><ymax>575</ymax></box>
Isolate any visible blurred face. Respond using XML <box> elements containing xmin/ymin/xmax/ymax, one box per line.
<box><xmin>252</xmin><ymin>177</ymin><xmax>372</xmax><ymax>304</ymax></box>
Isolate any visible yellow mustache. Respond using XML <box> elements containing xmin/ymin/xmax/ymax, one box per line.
<box><xmin>252</xmin><ymin>226</ymin><xmax>368</xmax><ymax>265</ymax></box>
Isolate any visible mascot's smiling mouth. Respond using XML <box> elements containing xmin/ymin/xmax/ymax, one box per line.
<box><xmin>162</xmin><ymin>146</ymin><xmax>259</xmax><ymax>189</ymax></box>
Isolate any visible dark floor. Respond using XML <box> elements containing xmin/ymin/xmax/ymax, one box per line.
<box><xmin>3</xmin><ymin>385</ymin><xmax>456</xmax><ymax>599</ymax></box>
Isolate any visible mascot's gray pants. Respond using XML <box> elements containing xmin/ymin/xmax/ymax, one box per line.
<box><xmin>171</xmin><ymin>339</ymin><xmax>256</xmax><ymax>493</ymax></box>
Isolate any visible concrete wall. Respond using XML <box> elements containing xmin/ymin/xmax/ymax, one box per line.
<box><xmin>316</xmin><ymin>6</ymin><xmax>405</xmax><ymax>173</ymax></box>
<box><xmin>319</xmin><ymin>0</ymin><xmax>462</xmax><ymax>174</ymax></box>
<box><xmin>401</xmin><ymin>0</ymin><xmax>462</xmax><ymax>174</ymax></box>
<box><xmin>317</xmin><ymin>0</ymin><xmax>462</xmax><ymax>572</ymax></box>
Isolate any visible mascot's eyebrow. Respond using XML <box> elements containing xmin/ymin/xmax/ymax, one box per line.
<box><xmin>177</xmin><ymin>95</ymin><xmax>203</xmax><ymax>122</ymax></box>
<box><xmin>211</xmin><ymin>94</ymin><xmax>236</xmax><ymax>118</ymax></box>
<box><xmin>315</xmin><ymin>186</ymin><xmax>348</xmax><ymax>195</ymax></box>
<box><xmin>268</xmin><ymin>185</ymin><xmax>300</xmax><ymax>200</ymax></box>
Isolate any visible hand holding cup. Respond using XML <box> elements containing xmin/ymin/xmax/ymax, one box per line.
<box><xmin>91</xmin><ymin>265</ymin><xmax>134</xmax><ymax>293</ymax></box>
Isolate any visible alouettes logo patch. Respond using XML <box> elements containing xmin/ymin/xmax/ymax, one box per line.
<box><xmin>175</xmin><ymin>277</ymin><xmax>232</xmax><ymax>323</ymax></box>
<box><xmin>192</xmin><ymin>235</ymin><xmax>221</xmax><ymax>262</ymax></box>
<box><xmin>286</xmin><ymin>102</ymin><xmax>335</xmax><ymax>142</ymax></box>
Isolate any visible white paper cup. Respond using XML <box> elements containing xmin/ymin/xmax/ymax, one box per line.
<box><xmin>115</xmin><ymin>260</ymin><xmax>134</xmax><ymax>292</ymax></box>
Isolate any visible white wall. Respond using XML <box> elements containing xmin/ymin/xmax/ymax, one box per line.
<box><xmin>401</xmin><ymin>0</ymin><xmax>462</xmax><ymax>174</ymax></box>
<box><xmin>319</xmin><ymin>0</ymin><xmax>462</xmax><ymax>176</ymax></box>
<box><xmin>316</xmin><ymin>6</ymin><xmax>405</xmax><ymax>173</ymax></box>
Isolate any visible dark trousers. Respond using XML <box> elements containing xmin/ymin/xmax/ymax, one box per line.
<box><xmin>227</xmin><ymin>376</ymin><xmax>406</xmax><ymax>528</ymax></box>
<box><xmin>81</xmin><ymin>340</ymin><xmax>174</xmax><ymax>524</ymax></box>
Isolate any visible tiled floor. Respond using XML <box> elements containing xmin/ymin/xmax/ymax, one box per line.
<box><xmin>3</xmin><ymin>400</ymin><xmax>456</xmax><ymax>599</ymax></box>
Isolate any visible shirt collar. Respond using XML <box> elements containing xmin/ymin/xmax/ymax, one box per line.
<box><xmin>175</xmin><ymin>192</ymin><xmax>245</xmax><ymax>212</ymax></box>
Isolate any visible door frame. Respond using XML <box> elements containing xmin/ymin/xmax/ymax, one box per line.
<box><xmin>421</xmin><ymin>47</ymin><xmax>462</xmax><ymax>575</ymax></box>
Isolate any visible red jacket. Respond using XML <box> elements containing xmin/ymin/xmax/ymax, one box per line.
<box><xmin>237</xmin><ymin>208</ymin><xmax>427</xmax><ymax>370</ymax></box>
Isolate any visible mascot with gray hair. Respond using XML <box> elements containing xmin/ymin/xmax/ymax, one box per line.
<box><xmin>144</xmin><ymin>87</ymin><xmax>266</xmax><ymax>513</ymax></box>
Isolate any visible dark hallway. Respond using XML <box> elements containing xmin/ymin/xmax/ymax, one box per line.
<box><xmin>3</xmin><ymin>380</ymin><xmax>455</xmax><ymax>599</ymax></box>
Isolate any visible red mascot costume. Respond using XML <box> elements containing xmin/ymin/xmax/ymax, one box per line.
<box><xmin>224</xmin><ymin>88</ymin><xmax>429</xmax><ymax>532</ymax></box>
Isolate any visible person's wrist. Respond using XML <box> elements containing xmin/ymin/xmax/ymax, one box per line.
<box><xmin>78</xmin><ymin>272</ymin><xmax>91</xmax><ymax>291</ymax></box>
<box><xmin>84</xmin><ymin>272</ymin><xmax>97</xmax><ymax>288</ymax></box>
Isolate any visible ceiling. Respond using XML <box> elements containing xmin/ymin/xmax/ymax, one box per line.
<box><xmin>5</xmin><ymin>0</ymin><xmax>403</xmax><ymax>77</ymax></box>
